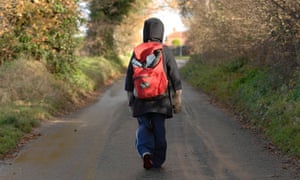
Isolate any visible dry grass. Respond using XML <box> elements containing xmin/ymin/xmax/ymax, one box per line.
<box><xmin>0</xmin><ymin>59</ymin><xmax>68</xmax><ymax>107</ymax></box>
<box><xmin>0</xmin><ymin>56</ymin><xmax>125</xmax><ymax>157</ymax></box>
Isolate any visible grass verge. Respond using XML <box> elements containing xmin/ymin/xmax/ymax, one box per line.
<box><xmin>0</xmin><ymin>56</ymin><xmax>124</xmax><ymax>157</ymax></box>
<box><xmin>181</xmin><ymin>57</ymin><xmax>300</xmax><ymax>158</ymax></box>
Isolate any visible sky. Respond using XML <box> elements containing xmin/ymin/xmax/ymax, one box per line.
<box><xmin>151</xmin><ymin>9</ymin><xmax>188</xmax><ymax>36</ymax></box>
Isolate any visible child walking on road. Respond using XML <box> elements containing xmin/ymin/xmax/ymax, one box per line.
<box><xmin>125</xmin><ymin>17</ymin><xmax>182</xmax><ymax>169</ymax></box>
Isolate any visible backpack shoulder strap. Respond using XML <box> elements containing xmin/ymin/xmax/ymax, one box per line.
<box><xmin>161</xmin><ymin>45</ymin><xmax>174</xmax><ymax>103</ymax></box>
<box><xmin>161</xmin><ymin>45</ymin><xmax>168</xmax><ymax>76</ymax></box>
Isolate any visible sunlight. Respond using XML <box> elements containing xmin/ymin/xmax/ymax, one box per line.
<box><xmin>152</xmin><ymin>10</ymin><xmax>187</xmax><ymax>36</ymax></box>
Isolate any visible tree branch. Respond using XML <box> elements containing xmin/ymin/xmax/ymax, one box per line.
<box><xmin>269</xmin><ymin>0</ymin><xmax>300</xmax><ymax>20</ymax></box>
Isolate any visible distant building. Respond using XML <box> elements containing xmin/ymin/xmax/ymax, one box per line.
<box><xmin>165</xmin><ymin>29</ymin><xmax>188</xmax><ymax>56</ymax></box>
<box><xmin>165</xmin><ymin>29</ymin><xmax>187</xmax><ymax>47</ymax></box>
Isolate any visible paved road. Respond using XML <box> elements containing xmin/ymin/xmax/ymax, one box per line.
<box><xmin>0</xmin><ymin>71</ymin><xmax>298</xmax><ymax>179</ymax></box>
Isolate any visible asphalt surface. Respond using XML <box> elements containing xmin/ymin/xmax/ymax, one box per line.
<box><xmin>0</xmin><ymin>60</ymin><xmax>298</xmax><ymax>180</ymax></box>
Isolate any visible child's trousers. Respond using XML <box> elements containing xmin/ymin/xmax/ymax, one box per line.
<box><xmin>136</xmin><ymin>113</ymin><xmax>167</xmax><ymax>168</ymax></box>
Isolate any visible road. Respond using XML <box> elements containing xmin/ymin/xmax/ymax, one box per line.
<box><xmin>0</xmin><ymin>61</ymin><xmax>298</xmax><ymax>179</ymax></box>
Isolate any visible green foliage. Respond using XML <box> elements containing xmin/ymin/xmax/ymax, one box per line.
<box><xmin>77</xmin><ymin>56</ymin><xmax>124</xmax><ymax>89</ymax></box>
<box><xmin>0</xmin><ymin>108</ymin><xmax>39</xmax><ymax>133</ymax></box>
<box><xmin>86</xmin><ymin>0</ymin><xmax>149</xmax><ymax>57</ymax></box>
<box><xmin>181</xmin><ymin>56</ymin><xmax>300</xmax><ymax>157</ymax></box>
<box><xmin>172</xmin><ymin>39</ymin><xmax>182</xmax><ymax>46</ymax></box>
<box><xmin>0</xmin><ymin>56</ymin><xmax>124</xmax><ymax>157</ymax></box>
<box><xmin>175</xmin><ymin>56</ymin><xmax>190</xmax><ymax>60</ymax></box>
<box><xmin>290</xmin><ymin>85</ymin><xmax>300</xmax><ymax>101</ymax></box>
<box><xmin>0</xmin><ymin>0</ymin><xmax>80</xmax><ymax>74</ymax></box>
<box><xmin>57</xmin><ymin>56</ymin><xmax>124</xmax><ymax>92</ymax></box>
<box><xmin>89</xmin><ymin>0</ymin><xmax>135</xmax><ymax>24</ymax></box>
<box><xmin>0</xmin><ymin>105</ymin><xmax>42</xmax><ymax>156</ymax></box>
<box><xmin>222</xmin><ymin>57</ymin><xmax>248</xmax><ymax>73</ymax></box>
<box><xmin>0</xmin><ymin>126</ymin><xmax>22</xmax><ymax>156</ymax></box>
<box><xmin>181</xmin><ymin>57</ymin><xmax>245</xmax><ymax>101</ymax></box>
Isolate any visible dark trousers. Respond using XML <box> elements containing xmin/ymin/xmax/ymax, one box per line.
<box><xmin>136</xmin><ymin>113</ymin><xmax>167</xmax><ymax>168</ymax></box>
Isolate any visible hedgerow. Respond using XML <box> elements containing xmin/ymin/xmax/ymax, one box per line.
<box><xmin>0</xmin><ymin>0</ymin><xmax>80</xmax><ymax>74</ymax></box>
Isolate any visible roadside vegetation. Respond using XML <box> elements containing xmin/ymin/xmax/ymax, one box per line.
<box><xmin>0</xmin><ymin>0</ymin><xmax>151</xmax><ymax>159</ymax></box>
<box><xmin>0</xmin><ymin>56</ymin><xmax>123</xmax><ymax>157</ymax></box>
<box><xmin>176</xmin><ymin>0</ymin><xmax>300</xmax><ymax>158</ymax></box>
<box><xmin>181</xmin><ymin>57</ymin><xmax>300</xmax><ymax>157</ymax></box>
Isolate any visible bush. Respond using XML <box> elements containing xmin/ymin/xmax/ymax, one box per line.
<box><xmin>0</xmin><ymin>0</ymin><xmax>80</xmax><ymax>74</ymax></box>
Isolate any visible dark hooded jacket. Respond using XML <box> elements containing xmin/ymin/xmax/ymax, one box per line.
<box><xmin>124</xmin><ymin>18</ymin><xmax>182</xmax><ymax>118</ymax></box>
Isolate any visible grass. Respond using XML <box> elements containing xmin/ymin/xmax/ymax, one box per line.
<box><xmin>175</xmin><ymin>56</ymin><xmax>190</xmax><ymax>60</ymax></box>
<box><xmin>0</xmin><ymin>56</ymin><xmax>124</xmax><ymax>157</ymax></box>
<box><xmin>181</xmin><ymin>57</ymin><xmax>300</xmax><ymax>157</ymax></box>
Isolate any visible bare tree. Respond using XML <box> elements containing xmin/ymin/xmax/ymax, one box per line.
<box><xmin>177</xmin><ymin>0</ymin><xmax>300</xmax><ymax>71</ymax></box>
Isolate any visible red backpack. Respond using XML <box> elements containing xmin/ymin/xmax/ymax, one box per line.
<box><xmin>132</xmin><ymin>42</ymin><xmax>168</xmax><ymax>99</ymax></box>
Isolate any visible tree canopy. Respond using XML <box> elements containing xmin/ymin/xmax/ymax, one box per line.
<box><xmin>84</xmin><ymin>0</ymin><xmax>151</xmax><ymax>57</ymax></box>
<box><xmin>177</xmin><ymin>0</ymin><xmax>300</xmax><ymax>74</ymax></box>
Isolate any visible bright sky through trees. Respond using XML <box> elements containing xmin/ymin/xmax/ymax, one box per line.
<box><xmin>152</xmin><ymin>9</ymin><xmax>187</xmax><ymax>36</ymax></box>
<box><xmin>78</xmin><ymin>0</ymin><xmax>187</xmax><ymax>39</ymax></box>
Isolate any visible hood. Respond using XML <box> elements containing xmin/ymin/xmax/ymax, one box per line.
<box><xmin>143</xmin><ymin>18</ymin><xmax>164</xmax><ymax>43</ymax></box>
